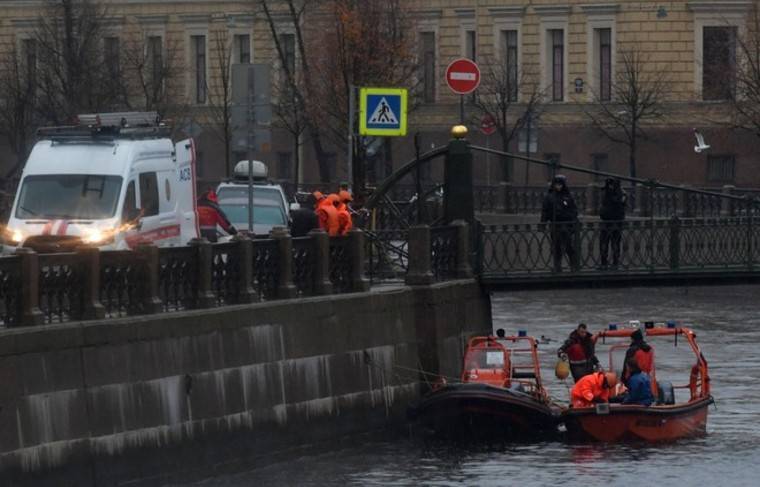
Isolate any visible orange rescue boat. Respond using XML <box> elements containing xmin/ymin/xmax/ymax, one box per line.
<box><xmin>409</xmin><ymin>333</ymin><xmax>561</xmax><ymax>439</ymax></box>
<box><xmin>560</xmin><ymin>322</ymin><xmax>713</xmax><ymax>442</ymax></box>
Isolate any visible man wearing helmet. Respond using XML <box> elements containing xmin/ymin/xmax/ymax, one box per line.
<box><xmin>541</xmin><ymin>174</ymin><xmax>579</xmax><ymax>272</ymax></box>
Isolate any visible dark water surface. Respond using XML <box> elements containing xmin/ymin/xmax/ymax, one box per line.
<box><xmin>177</xmin><ymin>285</ymin><xmax>760</xmax><ymax>486</ymax></box>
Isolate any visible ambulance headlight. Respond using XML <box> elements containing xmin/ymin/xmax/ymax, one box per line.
<box><xmin>11</xmin><ymin>230</ymin><xmax>23</xmax><ymax>243</ymax></box>
<box><xmin>82</xmin><ymin>228</ymin><xmax>113</xmax><ymax>244</ymax></box>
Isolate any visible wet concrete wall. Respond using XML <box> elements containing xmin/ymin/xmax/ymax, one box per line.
<box><xmin>0</xmin><ymin>279</ymin><xmax>490</xmax><ymax>486</ymax></box>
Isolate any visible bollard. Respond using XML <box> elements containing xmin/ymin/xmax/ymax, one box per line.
<box><xmin>76</xmin><ymin>246</ymin><xmax>106</xmax><ymax>320</ymax></box>
<box><xmin>348</xmin><ymin>229</ymin><xmax>370</xmax><ymax>292</ymax></box>
<box><xmin>406</xmin><ymin>225</ymin><xmax>434</xmax><ymax>285</ymax></box>
<box><xmin>308</xmin><ymin>229</ymin><xmax>333</xmax><ymax>295</ymax></box>
<box><xmin>189</xmin><ymin>238</ymin><xmax>215</xmax><ymax>308</ymax></box>
<box><xmin>136</xmin><ymin>243</ymin><xmax>162</xmax><ymax>314</ymax></box>
<box><xmin>452</xmin><ymin>220</ymin><xmax>473</xmax><ymax>278</ymax></box>
<box><xmin>271</xmin><ymin>227</ymin><xmax>297</xmax><ymax>299</ymax></box>
<box><xmin>233</xmin><ymin>234</ymin><xmax>258</xmax><ymax>303</ymax></box>
<box><xmin>16</xmin><ymin>248</ymin><xmax>44</xmax><ymax>326</ymax></box>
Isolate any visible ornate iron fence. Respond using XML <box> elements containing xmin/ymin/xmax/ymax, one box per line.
<box><xmin>479</xmin><ymin>218</ymin><xmax>760</xmax><ymax>277</ymax></box>
<box><xmin>0</xmin><ymin>255</ymin><xmax>22</xmax><ymax>326</ymax></box>
<box><xmin>38</xmin><ymin>253</ymin><xmax>83</xmax><ymax>323</ymax></box>
<box><xmin>253</xmin><ymin>239</ymin><xmax>280</xmax><ymax>300</ymax></box>
<box><xmin>430</xmin><ymin>226</ymin><xmax>458</xmax><ymax>281</ymax></box>
<box><xmin>291</xmin><ymin>236</ymin><xmax>316</xmax><ymax>296</ymax></box>
<box><xmin>158</xmin><ymin>247</ymin><xmax>199</xmax><ymax>311</ymax></box>
<box><xmin>211</xmin><ymin>242</ymin><xmax>243</xmax><ymax>306</ymax></box>
<box><xmin>100</xmin><ymin>250</ymin><xmax>146</xmax><ymax>317</ymax></box>
<box><xmin>365</xmin><ymin>229</ymin><xmax>408</xmax><ymax>280</ymax></box>
<box><xmin>329</xmin><ymin>237</ymin><xmax>352</xmax><ymax>292</ymax></box>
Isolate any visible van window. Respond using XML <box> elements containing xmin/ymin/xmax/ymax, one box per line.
<box><xmin>139</xmin><ymin>172</ymin><xmax>159</xmax><ymax>216</ymax></box>
<box><xmin>122</xmin><ymin>180</ymin><xmax>137</xmax><ymax>222</ymax></box>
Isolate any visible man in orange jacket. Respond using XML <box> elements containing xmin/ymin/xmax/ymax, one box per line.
<box><xmin>570</xmin><ymin>371</ymin><xmax>617</xmax><ymax>408</ymax></box>
<box><xmin>335</xmin><ymin>190</ymin><xmax>353</xmax><ymax>236</ymax></box>
<box><xmin>313</xmin><ymin>191</ymin><xmax>339</xmax><ymax>236</ymax></box>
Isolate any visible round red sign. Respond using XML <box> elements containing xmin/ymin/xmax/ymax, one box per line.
<box><xmin>480</xmin><ymin>114</ymin><xmax>496</xmax><ymax>136</ymax></box>
<box><xmin>445</xmin><ymin>58</ymin><xmax>481</xmax><ymax>95</ymax></box>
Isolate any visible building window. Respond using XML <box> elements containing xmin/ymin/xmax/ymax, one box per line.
<box><xmin>544</xmin><ymin>153</ymin><xmax>560</xmax><ymax>179</ymax></box>
<box><xmin>550</xmin><ymin>30</ymin><xmax>564</xmax><ymax>101</ymax></box>
<box><xmin>191</xmin><ymin>35</ymin><xmax>207</xmax><ymax>104</ymax></box>
<box><xmin>465</xmin><ymin>30</ymin><xmax>476</xmax><ymax>60</ymax></box>
<box><xmin>703</xmin><ymin>26</ymin><xmax>736</xmax><ymax>101</ymax></box>
<box><xmin>420</xmin><ymin>31</ymin><xmax>436</xmax><ymax>103</ymax></box>
<box><xmin>597</xmin><ymin>28</ymin><xmax>611</xmax><ymax>101</ymax></box>
<box><xmin>504</xmin><ymin>30</ymin><xmax>518</xmax><ymax>102</ymax></box>
<box><xmin>20</xmin><ymin>38</ymin><xmax>36</xmax><ymax>87</ymax></box>
<box><xmin>592</xmin><ymin>153</ymin><xmax>609</xmax><ymax>181</ymax></box>
<box><xmin>706</xmin><ymin>155</ymin><xmax>735</xmax><ymax>183</ymax></box>
<box><xmin>235</xmin><ymin>34</ymin><xmax>251</xmax><ymax>64</ymax></box>
<box><xmin>147</xmin><ymin>36</ymin><xmax>163</xmax><ymax>90</ymax></box>
<box><xmin>280</xmin><ymin>33</ymin><xmax>295</xmax><ymax>75</ymax></box>
<box><xmin>278</xmin><ymin>152</ymin><xmax>292</xmax><ymax>180</ymax></box>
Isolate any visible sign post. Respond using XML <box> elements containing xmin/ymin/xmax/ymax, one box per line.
<box><xmin>445</xmin><ymin>58</ymin><xmax>481</xmax><ymax>124</ymax></box>
<box><xmin>480</xmin><ymin>114</ymin><xmax>496</xmax><ymax>185</ymax></box>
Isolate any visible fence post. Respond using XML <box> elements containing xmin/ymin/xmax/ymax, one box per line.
<box><xmin>189</xmin><ymin>238</ymin><xmax>215</xmax><ymax>308</ymax></box>
<box><xmin>271</xmin><ymin>227</ymin><xmax>298</xmax><ymax>299</ymax></box>
<box><xmin>16</xmin><ymin>248</ymin><xmax>43</xmax><ymax>326</ymax></box>
<box><xmin>669</xmin><ymin>215</ymin><xmax>680</xmax><ymax>270</ymax></box>
<box><xmin>633</xmin><ymin>184</ymin><xmax>645</xmax><ymax>217</ymax></box>
<box><xmin>497</xmin><ymin>181</ymin><xmax>509</xmax><ymax>213</ymax></box>
<box><xmin>721</xmin><ymin>185</ymin><xmax>735</xmax><ymax>217</ymax></box>
<box><xmin>233</xmin><ymin>234</ymin><xmax>258</xmax><ymax>303</ymax></box>
<box><xmin>348</xmin><ymin>229</ymin><xmax>371</xmax><ymax>292</ymax></box>
<box><xmin>308</xmin><ymin>229</ymin><xmax>333</xmax><ymax>295</ymax></box>
<box><xmin>406</xmin><ymin>225</ymin><xmax>434</xmax><ymax>285</ymax></box>
<box><xmin>137</xmin><ymin>244</ymin><xmax>162</xmax><ymax>314</ymax></box>
<box><xmin>77</xmin><ymin>246</ymin><xmax>106</xmax><ymax>320</ymax></box>
<box><xmin>452</xmin><ymin>220</ymin><xmax>473</xmax><ymax>278</ymax></box>
<box><xmin>679</xmin><ymin>184</ymin><xmax>690</xmax><ymax>218</ymax></box>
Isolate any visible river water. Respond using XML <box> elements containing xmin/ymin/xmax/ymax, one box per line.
<box><xmin>178</xmin><ymin>285</ymin><xmax>760</xmax><ymax>486</ymax></box>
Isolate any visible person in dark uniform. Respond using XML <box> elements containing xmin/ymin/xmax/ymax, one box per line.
<box><xmin>541</xmin><ymin>175</ymin><xmax>579</xmax><ymax>272</ymax></box>
<box><xmin>599</xmin><ymin>178</ymin><xmax>627</xmax><ymax>269</ymax></box>
<box><xmin>290</xmin><ymin>193</ymin><xmax>318</xmax><ymax>237</ymax></box>
<box><xmin>197</xmin><ymin>189</ymin><xmax>236</xmax><ymax>242</ymax></box>
<box><xmin>557</xmin><ymin>323</ymin><xmax>599</xmax><ymax>382</ymax></box>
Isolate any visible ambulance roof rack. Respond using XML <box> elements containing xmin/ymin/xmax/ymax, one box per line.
<box><xmin>37</xmin><ymin>111</ymin><xmax>172</xmax><ymax>140</ymax></box>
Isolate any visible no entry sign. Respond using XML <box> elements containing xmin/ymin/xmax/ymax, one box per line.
<box><xmin>446</xmin><ymin>58</ymin><xmax>481</xmax><ymax>95</ymax></box>
<box><xmin>480</xmin><ymin>114</ymin><xmax>496</xmax><ymax>135</ymax></box>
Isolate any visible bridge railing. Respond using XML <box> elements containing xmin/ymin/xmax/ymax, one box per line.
<box><xmin>0</xmin><ymin>229</ymin><xmax>372</xmax><ymax>328</ymax></box>
<box><xmin>479</xmin><ymin>217</ymin><xmax>760</xmax><ymax>277</ymax></box>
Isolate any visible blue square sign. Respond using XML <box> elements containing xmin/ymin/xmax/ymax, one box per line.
<box><xmin>359</xmin><ymin>88</ymin><xmax>407</xmax><ymax>136</ymax></box>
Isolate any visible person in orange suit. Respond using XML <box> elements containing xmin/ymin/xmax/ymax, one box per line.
<box><xmin>313</xmin><ymin>191</ymin><xmax>339</xmax><ymax>236</ymax></box>
<box><xmin>570</xmin><ymin>371</ymin><xmax>617</xmax><ymax>408</ymax></box>
<box><xmin>335</xmin><ymin>190</ymin><xmax>353</xmax><ymax>236</ymax></box>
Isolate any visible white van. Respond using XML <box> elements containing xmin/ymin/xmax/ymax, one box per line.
<box><xmin>215</xmin><ymin>160</ymin><xmax>292</xmax><ymax>237</ymax></box>
<box><xmin>1</xmin><ymin>112</ymin><xmax>199</xmax><ymax>253</ymax></box>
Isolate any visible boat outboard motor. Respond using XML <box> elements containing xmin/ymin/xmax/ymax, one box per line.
<box><xmin>657</xmin><ymin>381</ymin><xmax>675</xmax><ymax>405</ymax></box>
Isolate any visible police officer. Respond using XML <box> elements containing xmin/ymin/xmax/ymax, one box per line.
<box><xmin>541</xmin><ymin>175</ymin><xmax>579</xmax><ymax>272</ymax></box>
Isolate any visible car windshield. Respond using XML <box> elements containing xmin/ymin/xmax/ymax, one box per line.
<box><xmin>220</xmin><ymin>203</ymin><xmax>287</xmax><ymax>226</ymax></box>
<box><xmin>217</xmin><ymin>186</ymin><xmax>283</xmax><ymax>206</ymax></box>
<box><xmin>15</xmin><ymin>174</ymin><xmax>123</xmax><ymax>219</ymax></box>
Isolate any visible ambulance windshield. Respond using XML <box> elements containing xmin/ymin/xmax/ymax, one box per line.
<box><xmin>15</xmin><ymin>174</ymin><xmax>123</xmax><ymax>219</ymax></box>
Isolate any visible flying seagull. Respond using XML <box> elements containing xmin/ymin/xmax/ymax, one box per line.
<box><xmin>694</xmin><ymin>129</ymin><xmax>710</xmax><ymax>153</ymax></box>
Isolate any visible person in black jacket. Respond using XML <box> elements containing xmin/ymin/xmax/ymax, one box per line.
<box><xmin>599</xmin><ymin>178</ymin><xmax>627</xmax><ymax>269</ymax></box>
<box><xmin>541</xmin><ymin>175</ymin><xmax>579</xmax><ymax>272</ymax></box>
<box><xmin>289</xmin><ymin>193</ymin><xmax>319</xmax><ymax>237</ymax></box>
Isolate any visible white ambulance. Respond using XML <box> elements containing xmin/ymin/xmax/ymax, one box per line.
<box><xmin>1</xmin><ymin>112</ymin><xmax>199</xmax><ymax>253</ymax></box>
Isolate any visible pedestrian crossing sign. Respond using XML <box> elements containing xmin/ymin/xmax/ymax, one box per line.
<box><xmin>359</xmin><ymin>87</ymin><xmax>407</xmax><ymax>136</ymax></box>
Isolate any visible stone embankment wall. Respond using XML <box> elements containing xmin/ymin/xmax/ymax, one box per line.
<box><xmin>0</xmin><ymin>280</ymin><xmax>491</xmax><ymax>486</ymax></box>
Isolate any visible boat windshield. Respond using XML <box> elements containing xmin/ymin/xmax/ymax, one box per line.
<box><xmin>15</xmin><ymin>174</ymin><xmax>123</xmax><ymax>220</ymax></box>
<box><xmin>465</xmin><ymin>348</ymin><xmax>505</xmax><ymax>369</ymax></box>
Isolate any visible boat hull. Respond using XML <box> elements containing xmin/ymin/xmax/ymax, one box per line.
<box><xmin>561</xmin><ymin>397</ymin><xmax>714</xmax><ymax>442</ymax></box>
<box><xmin>409</xmin><ymin>383</ymin><xmax>558</xmax><ymax>439</ymax></box>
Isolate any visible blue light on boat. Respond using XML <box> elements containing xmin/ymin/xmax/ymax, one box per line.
<box><xmin>667</xmin><ymin>320</ymin><xmax>677</xmax><ymax>328</ymax></box>
<box><xmin>608</xmin><ymin>323</ymin><xmax>617</xmax><ymax>330</ymax></box>
<box><xmin>518</xmin><ymin>330</ymin><xmax>527</xmax><ymax>337</ymax></box>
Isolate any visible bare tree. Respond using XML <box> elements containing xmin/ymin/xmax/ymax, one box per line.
<box><xmin>0</xmin><ymin>44</ymin><xmax>39</xmax><ymax>178</ymax></box>
<box><xmin>585</xmin><ymin>49</ymin><xmax>669</xmax><ymax>180</ymax></box>
<box><xmin>731</xmin><ymin>5</ymin><xmax>760</xmax><ymax>138</ymax></box>
<box><xmin>473</xmin><ymin>57</ymin><xmax>544</xmax><ymax>182</ymax></box>
<box><xmin>32</xmin><ymin>0</ymin><xmax>115</xmax><ymax>123</ymax></box>
<box><xmin>205</xmin><ymin>29</ymin><xmax>235</xmax><ymax>177</ymax></box>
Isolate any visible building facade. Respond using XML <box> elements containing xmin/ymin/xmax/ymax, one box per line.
<box><xmin>0</xmin><ymin>0</ymin><xmax>757</xmax><ymax>193</ymax></box>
